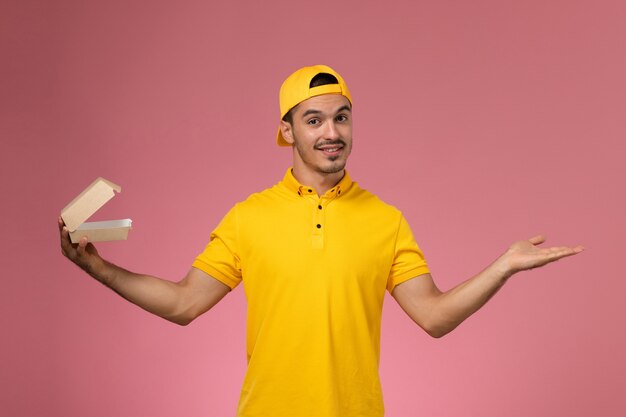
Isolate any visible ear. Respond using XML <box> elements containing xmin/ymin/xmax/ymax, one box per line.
<box><xmin>279</xmin><ymin>120</ymin><xmax>295</xmax><ymax>145</ymax></box>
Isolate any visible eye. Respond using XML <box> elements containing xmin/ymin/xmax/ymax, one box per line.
<box><xmin>336</xmin><ymin>114</ymin><xmax>349</xmax><ymax>122</ymax></box>
<box><xmin>307</xmin><ymin>118</ymin><xmax>320</xmax><ymax>125</ymax></box>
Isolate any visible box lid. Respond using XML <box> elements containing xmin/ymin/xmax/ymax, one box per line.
<box><xmin>61</xmin><ymin>177</ymin><xmax>122</xmax><ymax>232</ymax></box>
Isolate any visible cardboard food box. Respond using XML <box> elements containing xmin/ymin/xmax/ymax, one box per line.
<box><xmin>61</xmin><ymin>177</ymin><xmax>132</xmax><ymax>243</ymax></box>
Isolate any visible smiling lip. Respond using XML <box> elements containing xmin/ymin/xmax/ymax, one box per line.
<box><xmin>316</xmin><ymin>142</ymin><xmax>345</xmax><ymax>155</ymax></box>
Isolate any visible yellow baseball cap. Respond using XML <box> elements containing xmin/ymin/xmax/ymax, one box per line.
<box><xmin>277</xmin><ymin>65</ymin><xmax>352</xmax><ymax>146</ymax></box>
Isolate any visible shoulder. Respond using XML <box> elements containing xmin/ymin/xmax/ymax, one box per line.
<box><xmin>233</xmin><ymin>182</ymin><xmax>291</xmax><ymax>212</ymax></box>
<box><xmin>343</xmin><ymin>182</ymin><xmax>404</xmax><ymax>222</ymax></box>
<box><xmin>339</xmin><ymin>183</ymin><xmax>416</xmax><ymax>251</ymax></box>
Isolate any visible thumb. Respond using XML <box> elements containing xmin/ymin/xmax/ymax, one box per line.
<box><xmin>528</xmin><ymin>235</ymin><xmax>546</xmax><ymax>245</ymax></box>
<box><xmin>77</xmin><ymin>237</ymin><xmax>89</xmax><ymax>255</ymax></box>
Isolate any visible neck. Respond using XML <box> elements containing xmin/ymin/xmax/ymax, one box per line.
<box><xmin>291</xmin><ymin>165</ymin><xmax>345</xmax><ymax>196</ymax></box>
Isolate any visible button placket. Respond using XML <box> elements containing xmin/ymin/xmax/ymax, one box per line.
<box><xmin>312</xmin><ymin>196</ymin><xmax>325</xmax><ymax>249</ymax></box>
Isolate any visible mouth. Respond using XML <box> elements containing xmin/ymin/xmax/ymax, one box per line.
<box><xmin>315</xmin><ymin>141</ymin><xmax>345</xmax><ymax>157</ymax></box>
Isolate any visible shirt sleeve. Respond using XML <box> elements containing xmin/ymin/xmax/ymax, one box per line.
<box><xmin>192</xmin><ymin>206</ymin><xmax>242</xmax><ymax>289</ymax></box>
<box><xmin>387</xmin><ymin>214</ymin><xmax>430</xmax><ymax>292</ymax></box>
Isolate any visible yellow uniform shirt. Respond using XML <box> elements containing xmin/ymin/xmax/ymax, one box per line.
<box><xmin>193</xmin><ymin>169</ymin><xmax>429</xmax><ymax>417</ymax></box>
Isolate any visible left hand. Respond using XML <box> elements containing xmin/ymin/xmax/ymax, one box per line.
<box><xmin>502</xmin><ymin>235</ymin><xmax>584</xmax><ymax>275</ymax></box>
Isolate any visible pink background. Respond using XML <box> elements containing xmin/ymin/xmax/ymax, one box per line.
<box><xmin>2</xmin><ymin>0</ymin><xmax>625</xmax><ymax>416</ymax></box>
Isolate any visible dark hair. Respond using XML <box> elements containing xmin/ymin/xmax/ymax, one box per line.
<box><xmin>282</xmin><ymin>73</ymin><xmax>340</xmax><ymax>124</ymax></box>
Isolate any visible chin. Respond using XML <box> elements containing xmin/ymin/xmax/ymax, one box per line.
<box><xmin>319</xmin><ymin>161</ymin><xmax>347</xmax><ymax>174</ymax></box>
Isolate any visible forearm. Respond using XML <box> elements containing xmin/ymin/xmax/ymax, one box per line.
<box><xmin>427</xmin><ymin>256</ymin><xmax>512</xmax><ymax>337</ymax></box>
<box><xmin>394</xmin><ymin>235</ymin><xmax>582</xmax><ymax>338</ymax></box>
<box><xmin>90</xmin><ymin>258</ymin><xmax>189</xmax><ymax>324</ymax></box>
<box><xmin>59</xmin><ymin>218</ymin><xmax>229</xmax><ymax>325</ymax></box>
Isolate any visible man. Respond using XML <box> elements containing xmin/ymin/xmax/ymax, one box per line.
<box><xmin>59</xmin><ymin>65</ymin><xmax>583</xmax><ymax>417</ymax></box>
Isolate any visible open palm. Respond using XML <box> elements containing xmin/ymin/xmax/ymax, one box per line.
<box><xmin>505</xmin><ymin>235</ymin><xmax>584</xmax><ymax>273</ymax></box>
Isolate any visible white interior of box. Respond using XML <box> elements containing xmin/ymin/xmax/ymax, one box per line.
<box><xmin>75</xmin><ymin>219</ymin><xmax>132</xmax><ymax>230</ymax></box>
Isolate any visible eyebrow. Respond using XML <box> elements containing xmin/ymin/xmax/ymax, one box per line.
<box><xmin>301</xmin><ymin>105</ymin><xmax>352</xmax><ymax>118</ymax></box>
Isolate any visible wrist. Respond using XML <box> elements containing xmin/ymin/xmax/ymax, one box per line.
<box><xmin>88</xmin><ymin>256</ymin><xmax>111</xmax><ymax>284</ymax></box>
<box><xmin>492</xmin><ymin>253</ymin><xmax>516</xmax><ymax>281</ymax></box>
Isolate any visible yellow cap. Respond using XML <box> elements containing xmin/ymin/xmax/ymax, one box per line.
<box><xmin>277</xmin><ymin>65</ymin><xmax>352</xmax><ymax>146</ymax></box>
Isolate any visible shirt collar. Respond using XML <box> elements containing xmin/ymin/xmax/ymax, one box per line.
<box><xmin>281</xmin><ymin>168</ymin><xmax>353</xmax><ymax>199</ymax></box>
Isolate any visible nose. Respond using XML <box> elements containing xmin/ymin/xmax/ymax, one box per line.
<box><xmin>323</xmin><ymin>120</ymin><xmax>340</xmax><ymax>140</ymax></box>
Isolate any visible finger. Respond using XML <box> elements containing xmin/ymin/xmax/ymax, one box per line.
<box><xmin>528</xmin><ymin>235</ymin><xmax>546</xmax><ymax>245</ymax></box>
<box><xmin>60</xmin><ymin>226</ymin><xmax>74</xmax><ymax>257</ymax></box>
<box><xmin>60</xmin><ymin>225</ymin><xmax>71</xmax><ymax>246</ymax></box>
<box><xmin>77</xmin><ymin>236</ymin><xmax>89</xmax><ymax>255</ymax></box>
<box><xmin>544</xmin><ymin>245</ymin><xmax>584</xmax><ymax>261</ymax></box>
<box><xmin>59</xmin><ymin>218</ymin><xmax>72</xmax><ymax>243</ymax></box>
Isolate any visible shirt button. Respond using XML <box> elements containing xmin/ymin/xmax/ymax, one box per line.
<box><xmin>316</xmin><ymin>224</ymin><xmax>321</xmax><ymax>229</ymax></box>
<box><xmin>308</xmin><ymin>189</ymin><xmax>312</xmax><ymax>193</ymax></box>
<box><xmin>318</xmin><ymin>205</ymin><xmax>322</xmax><ymax>210</ymax></box>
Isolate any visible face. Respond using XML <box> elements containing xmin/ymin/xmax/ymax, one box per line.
<box><xmin>280</xmin><ymin>94</ymin><xmax>353</xmax><ymax>177</ymax></box>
